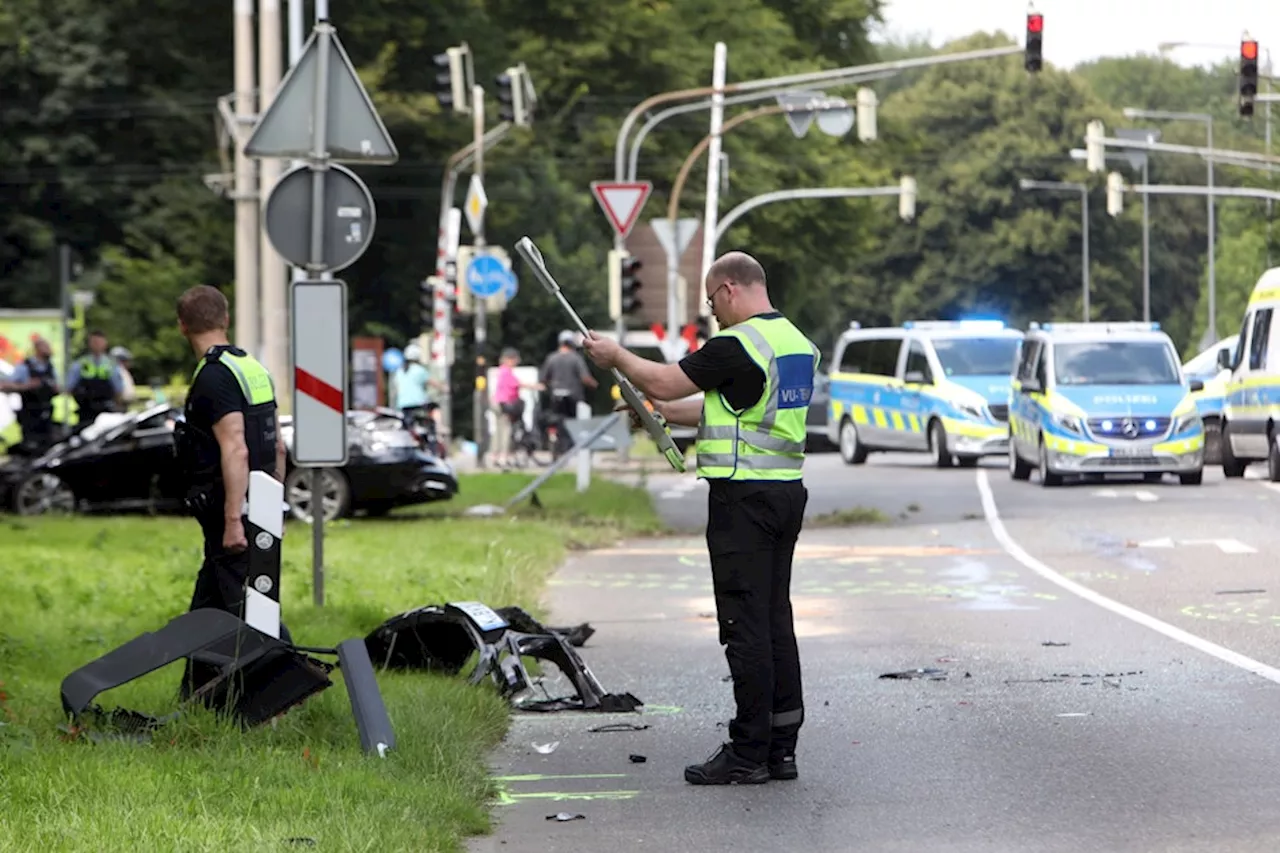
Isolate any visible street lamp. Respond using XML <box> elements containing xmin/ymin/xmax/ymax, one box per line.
<box><xmin>1071</xmin><ymin>131</ymin><xmax>1157</xmax><ymax>322</ymax></box>
<box><xmin>1019</xmin><ymin>179</ymin><xmax>1091</xmax><ymax>321</ymax></box>
<box><xmin>1124</xmin><ymin>107</ymin><xmax>1218</xmax><ymax>346</ymax></box>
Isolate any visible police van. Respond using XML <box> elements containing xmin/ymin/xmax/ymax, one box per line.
<box><xmin>1181</xmin><ymin>333</ymin><xmax>1237</xmax><ymax>465</ymax></box>
<box><xmin>826</xmin><ymin>320</ymin><xmax>1023</xmax><ymax>467</ymax></box>
<box><xmin>1216</xmin><ymin>266</ymin><xmax>1280</xmax><ymax>479</ymax></box>
<box><xmin>1007</xmin><ymin>322</ymin><xmax>1205</xmax><ymax>486</ymax></box>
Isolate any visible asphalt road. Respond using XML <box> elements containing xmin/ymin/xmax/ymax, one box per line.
<box><xmin>470</xmin><ymin>450</ymin><xmax>1280</xmax><ymax>853</ymax></box>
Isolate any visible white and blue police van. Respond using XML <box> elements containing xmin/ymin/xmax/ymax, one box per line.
<box><xmin>1007</xmin><ymin>322</ymin><xmax>1205</xmax><ymax>486</ymax></box>
<box><xmin>826</xmin><ymin>320</ymin><xmax>1023</xmax><ymax>468</ymax></box>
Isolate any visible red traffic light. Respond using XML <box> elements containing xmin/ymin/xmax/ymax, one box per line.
<box><xmin>1242</xmin><ymin>39</ymin><xmax>1259</xmax><ymax>60</ymax></box>
<box><xmin>1027</xmin><ymin>13</ymin><xmax>1043</xmax><ymax>34</ymax></box>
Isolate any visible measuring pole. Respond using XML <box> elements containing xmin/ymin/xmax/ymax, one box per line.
<box><xmin>233</xmin><ymin>0</ymin><xmax>259</xmax><ymax>356</ymax></box>
<box><xmin>471</xmin><ymin>84</ymin><xmax>489</xmax><ymax>467</ymax></box>
<box><xmin>259</xmin><ymin>0</ymin><xmax>288</xmax><ymax>392</ymax></box>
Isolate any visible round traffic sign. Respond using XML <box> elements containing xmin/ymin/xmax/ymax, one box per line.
<box><xmin>264</xmin><ymin>163</ymin><xmax>377</xmax><ymax>272</ymax></box>
<box><xmin>382</xmin><ymin>348</ymin><xmax>404</xmax><ymax>372</ymax></box>
<box><xmin>467</xmin><ymin>253</ymin><xmax>510</xmax><ymax>298</ymax></box>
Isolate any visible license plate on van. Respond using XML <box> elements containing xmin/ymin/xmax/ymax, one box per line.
<box><xmin>1109</xmin><ymin>445</ymin><xmax>1147</xmax><ymax>458</ymax></box>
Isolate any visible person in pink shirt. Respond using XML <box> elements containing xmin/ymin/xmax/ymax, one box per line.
<box><xmin>490</xmin><ymin>348</ymin><xmax>538</xmax><ymax>468</ymax></box>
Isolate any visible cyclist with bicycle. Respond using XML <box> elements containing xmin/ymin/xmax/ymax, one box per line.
<box><xmin>539</xmin><ymin>330</ymin><xmax>598</xmax><ymax>456</ymax></box>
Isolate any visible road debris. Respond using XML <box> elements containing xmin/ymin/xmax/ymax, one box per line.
<box><xmin>533</xmin><ymin>741</ymin><xmax>560</xmax><ymax>754</ymax></box>
<box><xmin>879</xmin><ymin>668</ymin><xmax>947</xmax><ymax>681</ymax></box>
<box><xmin>1215</xmin><ymin>589</ymin><xmax>1266</xmax><ymax>595</ymax></box>
<box><xmin>547</xmin><ymin>813</ymin><xmax>586</xmax><ymax>822</ymax></box>
<box><xmin>629</xmin><ymin>754</ymin><xmax>647</xmax><ymax>763</ymax></box>
<box><xmin>588</xmin><ymin>722</ymin><xmax>650</xmax><ymax>733</ymax></box>
<box><xmin>1041</xmin><ymin>641</ymin><xmax>1070</xmax><ymax>647</ymax></box>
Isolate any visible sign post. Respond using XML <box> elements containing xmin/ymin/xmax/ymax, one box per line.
<box><xmin>244</xmin><ymin>18</ymin><xmax>398</xmax><ymax>605</ymax></box>
<box><xmin>649</xmin><ymin>216</ymin><xmax>700</xmax><ymax>361</ymax></box>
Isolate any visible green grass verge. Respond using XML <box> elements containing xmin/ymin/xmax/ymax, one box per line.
<box><xmin>0</xmin><ymin>472</ymin><xmax>660</xmax><ymax>852</ymax></box>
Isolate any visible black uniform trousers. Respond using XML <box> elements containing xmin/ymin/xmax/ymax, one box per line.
<box><xmin>180</xmin><ymin>513</ymin><xmax>251</xmax><ymax>698</ymax></box>
<box><xmin>705</xmin><ymin>478</ymin><xmax>809</xmax><ymax>765</ymax></box>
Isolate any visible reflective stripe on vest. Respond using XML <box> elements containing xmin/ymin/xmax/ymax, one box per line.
<box><xmin>192</xmin><ymin>351</ymin><xmax>276</xmax><ymax>405</ymax></box>
<box><xmin>695</xmin><ymin>316</ymin><xmax>820</xmax><ymax>481</ymax></box>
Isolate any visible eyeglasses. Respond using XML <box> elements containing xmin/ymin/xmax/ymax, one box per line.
<box><xmin>705</xmin><ymin>280</ymin><xmax>732</xmax><ymax>309</ymax></box>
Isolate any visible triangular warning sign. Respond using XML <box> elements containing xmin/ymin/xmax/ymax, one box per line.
<box><xmin>245</xmin><ymin>23</ymin><xmax>398</xmax><ymax>164</ymax></box>
<box><xmin>591</xmin><ymin>181</ymin><xmax>653</xmax><ymax>239</ymax></box>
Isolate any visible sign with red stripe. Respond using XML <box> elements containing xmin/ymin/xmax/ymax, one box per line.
<box><xmin>291</xmin><ymin>279</ymin><xmax>349</xmax><ymax>466</ymax></box>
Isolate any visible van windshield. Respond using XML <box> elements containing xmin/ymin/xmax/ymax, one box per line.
<box><xmin>1054</xmin><ymin>341</ymin><xmax>1181</xmax><ymax>385</ymax></box>
<box><xmin>932</xmin><ymin>337</ymin><xmax>1020</xmax><ymax>377</ymax></box>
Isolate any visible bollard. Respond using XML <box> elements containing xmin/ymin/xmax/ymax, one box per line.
<box><xmin>576</xmin><ymin>401</ymin><xmax>592</xmax><ymax>492</ymax></box>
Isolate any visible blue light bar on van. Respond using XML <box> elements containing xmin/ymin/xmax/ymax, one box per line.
<box><xmin>901</xmin><ymin>320</ymin><xmax>1006</xmax><ymax>330</ymax></box>
<box><xmin>1033</xmin><ymin>321</ymin><xmax>1161</xmax><ymax>332</ymax></box>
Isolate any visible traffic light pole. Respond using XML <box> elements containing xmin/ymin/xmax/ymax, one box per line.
<box><xmin>433</xmin><ymin>121</ymin><xmax>512</xmax><ymax>443</ymax></box>
<box><xmin>714</xmin><ymin>186</ymin><xmax>910</xmax><ymax>247</ymax></box>
<box><xmin>471</xmin><ymin>84</ymin><xmax>489</xmax><ymax>467</ymax></box>
<box><xmin>1128</xmin><ymin>184</ymin><xmax>1280</xmax><ymax>204</ymax></box>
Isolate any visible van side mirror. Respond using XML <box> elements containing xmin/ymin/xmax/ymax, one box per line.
<box><xmin>904</xmin><ymin>370</ymin><xmax>928</xmax><ymax>385</ymax></box>
<box><xmin>1217</xmin><ymin>348</ymin><xmax>1232</xmax><ymax>370</ymax></box>
<box><xmin>1189</xmin><ymin>379</ymin><xmax>1205</xmax><ymax>392</ymax></box>
<box><xmin>1020</xmin><ymin>377</ymin><xmax>1041</xmax><ymax>393</ymax></box>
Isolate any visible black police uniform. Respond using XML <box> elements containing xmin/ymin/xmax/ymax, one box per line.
<box><xmin>175</xmin><ymin>345</ymin><xmax>279</xmax><ymax>696</ymax></box>
<box><xmin>17</xmin><ymin>358</ymin><xmax>58</xmax><ymax>451</ymax></box>
<box><xmin>72</xmin><ymin>355</ymin><xmax>117</xmax><ymax>426</ymax></box>
<box><xmin>677</xmin><ymin>311</ymin><xmax>810</xmax><ymax>782</ymax></box>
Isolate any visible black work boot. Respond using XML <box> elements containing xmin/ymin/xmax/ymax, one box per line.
<box><xmin>684</xmin><ymin>743</ymin><xmax>770</xmax><ymax>785</ymax></box>
<box><xmin>768</xmin><ymin>752</ymin><xmax>798</xmax><ymax>781</ymax></box>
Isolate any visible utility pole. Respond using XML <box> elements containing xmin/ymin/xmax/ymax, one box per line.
<box><xmin>472</xmin><ymin>84</ymin><xmax>488</xmax><ymax>467</ymax></box>
<box><xmin>699</xmin><ymin>42</ymin><xmax>727</xmax><ymax>335</ymax></box>
<box><xmin>258</xmin><ymin>0</ymin><xmax>288</xmax><ymax>401</ymax></box>
<box><xmin>233</xmin><ymin>0</ymin><xmax>259</xmax><ymax>355</ymax></box>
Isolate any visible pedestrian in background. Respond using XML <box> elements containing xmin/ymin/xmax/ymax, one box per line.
<box><xmin>490</xmin><ymin>348</ymin><xmax>539</xmax><ymax>469</ymax></box>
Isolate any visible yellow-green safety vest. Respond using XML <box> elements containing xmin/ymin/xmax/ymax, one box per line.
<box><xmin>695</xmin><ymin>314</ymin><xmax>820</xmax><ymax>481</ymax></box>
<box><xmin>191</xmin><ymin>349</ymin><xmax>275</xmax><ymax>405</ymax></box>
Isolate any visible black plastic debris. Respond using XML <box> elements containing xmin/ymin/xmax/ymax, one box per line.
<box><xmin>879</xmin><ymin>668</ymin><xmax>948</xmax><ymax>681</ymax></box>
<box><xmin>547</xmin><ymin>813</ymin><xmax>586</xmax><ymax>822</ymax></box>
<box><xmin>364</xmin><ymin>601</ymin><xmax>638</xmax><ymax>713</ymax></box>
<box><xmin>588</xmin><ymin>722</ymin><xmax>650</xmax><ymax>733</ymax></box>
<box><xmin>629</xmin><ymin>754</ymin><xmax>647</xmax><ymax>763</ymax></box>
<box><xmin>1041</xmin><ymin>641</ymin><xmax>1070</xmax><ymax>647</ymax></box>
<box><xmin>1216</xmin><ymin>589</ymin><xmax>1266</xmax><ymax>595</ymax></box>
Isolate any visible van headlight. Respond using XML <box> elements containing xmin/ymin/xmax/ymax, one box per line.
<box><xmin>1053</xmin><ymin>412</ymin><xmax>1084</xmax><ymax>435</ymax></box>
<box><xmin>957</xmin><ymin>403</ymin><xmax>985</xmax><ymax>421</ymax></box>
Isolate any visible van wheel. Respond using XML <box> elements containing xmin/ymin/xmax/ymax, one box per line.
<box><xmin>1202</xmin><ymin>418</ymin><xmax>1222</xmax><ymax>466</ymax></box>
<box><xmin>1268</xmin><ymin>427</ymin><xmax>1280</xmax><ymax>482</ymax></box>
<box><xmin>839</xmin><ymin>418</ymin><xmax>868</xmax><ymax>465</ymax></box>
<box><xmin>1009</xmin><ymin>440</ymin><xmax>1032</xmax><ymax>481</ymax></box>
<box><xmin>1221</xmin><ymin>421</ymin><xmax>1247</xmax><ymax>478</ymax></box>
<box><xmin>929</xmin><ymin>420</ymin><xmax>953</xmax><ymax>468</ymax></box>
<box><xmin>1038</xmin><ymin>437</ymin><xmax>1063</xmax><ymax>487</ymax></box>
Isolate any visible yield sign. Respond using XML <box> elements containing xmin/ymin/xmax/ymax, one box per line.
<box><xmin>591</xmin><ymin>181</ymin><xmax>652</xmax><ymax>239</ymax></box>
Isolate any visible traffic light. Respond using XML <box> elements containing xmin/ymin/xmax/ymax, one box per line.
<box><xmin>1025</xmin><ymin>12</ymin><xmax>1043</xmax><ymax>73</ymax></box>
<box><xmin>1240</xmin><ymin>38</ymin><xmax>1259</xmax><ymax>117</ymax></box>
<box><xmin>432</xmin><ymin>44</ymin><xmax>471</xmax><ymax>114</ymax></box>
<box><xmin>855</xmin><ymin>87</ymin><xmax>878</xmax><ymax>142</ymax></box>
<box><xmin>607</xmin><ymin>250</ymin><xmax>643</xmax><ymax>320</ymax></box>
<box><xmin>495</xmin><ymin>64</ymin><xmax>535</xmax><ymax>127</ymax></box>
<box><xmin>1106</xmin><ymin>172</ymin><xmax>1124</xmax><ymax>217</ymax></box>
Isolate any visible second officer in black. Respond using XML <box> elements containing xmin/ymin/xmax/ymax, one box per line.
<box><xmin>173</xmin><ymin>285</ymin><xmax>286</xmax><ymax>694</ymax></box>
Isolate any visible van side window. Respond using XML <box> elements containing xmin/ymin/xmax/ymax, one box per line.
<box><xmin>867</xmin><ymin>339</ymin><xmax>903</xmax><ymax>377</ymax></box>
<box><xmin>1034</xmin><ymin>345</ymin><xmax>1049</xmax><ymax>387</ymax></box>
<box><xmin>838</xmin><ymin>339</ymin><xmax>871</xmax><ymax>373</ymax></box>
<box><xmin>1016</xmin><ymin>340</ymin><xmax>1040</xmax><ymax>381</ymax></box>
<box><xmin>1249</xmin><ymin>308</ymin><xmax>1273</xmax><ymax>370</ymax></box>
<box><xmin>1233</xmin><ymin>314</ymin><xmax>1251</xmax><ymax>370</ymax></box>
<box><xmin>904</xmin><ymin>341</ymin><xmax>932</xmax><ymax>383</ymax></box>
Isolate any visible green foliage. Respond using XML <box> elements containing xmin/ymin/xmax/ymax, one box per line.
<box><xmin>0</xmin><ymin>0</ymin><xmax>1273</xmax><ymax>430</ymax></box>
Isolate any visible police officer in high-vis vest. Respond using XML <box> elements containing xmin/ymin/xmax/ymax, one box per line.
<box><xmin>0</xmin><ymin>336</ymin><xmax>60</xmax><ymax>454</ymax></box>
<box><xmin>172</xmin><ymin>285</ymin><xmax>287</xmax><ymax>694</ymax></box>
<box><xmin>582</xmin><ymin>251</ymin><xmax>818</xmax><ymax>786</ymax></box>
<box><xmin>66</xmin><ymin>330</ymin><xmax>123</xmax><ymax>428</ymax></box>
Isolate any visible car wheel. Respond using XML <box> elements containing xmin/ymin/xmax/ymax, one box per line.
<box><xmin>13</xmin><ymin>472</ymin><xmax>76</xmax><ymax>516</ymax></box>
<box><xmin>1179</xmin><ymin>470</ymin><xmax>1204</xmax><ymax>486</ymax></box>
<box><xmin>1202</xmin><ymin>418</ymin><xmax>1222</xmax><ymax>466</ymax></box>
<box><xmin>1038</xmin><ymin>437</ymin><xmax>1063</xmax><ymax>487</ymax></box>
<box><xmin>284</xmin><ymin>467</ymin><xmax>352</xmax><ymax>523</ymax></box>
<box><xmin>1268</xmin><ymin>428</ymin><xmax>1280</xmax><ymax>483</ymax></box>
<box><xmin>839</xmin><ymin>418</ymin><xmax>868</xmax><ymax>465</ymax></box>
<box><xmin>928</xmin><ymin>420</ymin><xmax>953</xmax><ymax>469</ymax></box>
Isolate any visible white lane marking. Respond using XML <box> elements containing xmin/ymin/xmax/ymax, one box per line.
<box><xmin>976</xmin><ymin>469</ymin><xmax>1280</xmax><ymax>686</ymax></box>
<box><xmin>1134</xmin><ymin>490</ymin><xmax>1158</xmax><ymax>502</ymax></box>
<box><xmin>1135</xmin><ymin>537</ymin><xmax>1257</xmax><ymax>554</ymax></box>
<box><xmin>1091</xmin><ymin>488</ymin><xmax>1160</xmax><ymax>501</ymax></box>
